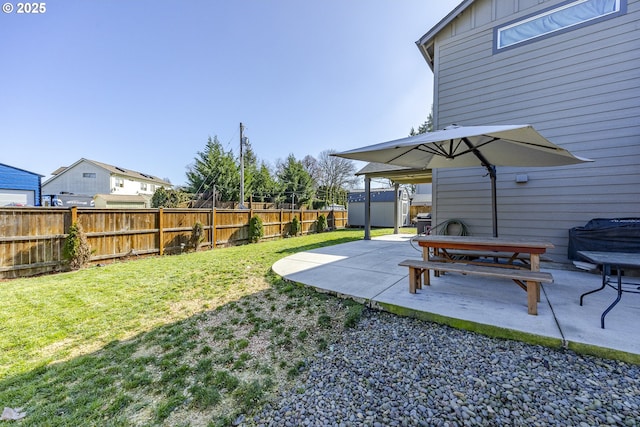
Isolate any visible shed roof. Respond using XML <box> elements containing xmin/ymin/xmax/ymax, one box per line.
<box><xmin>0</xmin><ymin>163</ymin><xmax>44</xmax><ymax>177</ymax></box>
<box><xmin>347</xmin><ymin>188</ymin><xmax>404</xmax><ymax>204</ymax></box>
<box><xmin>94</xmin><ymin>194</ymin><xmax>149</xmax><ymax>203</ymax></box>
<box><xmin>355</xmin><ymin>162</ymin><xmax>432</xmax><ymax>184</ymax></box>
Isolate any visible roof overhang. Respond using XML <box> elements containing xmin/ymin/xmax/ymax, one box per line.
<box><xmin>415</xmin><ymin>0</ymin><xmax>475</xmax><ymax>70</ymax></box>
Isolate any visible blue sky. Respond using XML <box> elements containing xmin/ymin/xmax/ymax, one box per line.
<box><xmin>1</xmin><ymin>0</ymin><xmax>459</xmax><ymax>186</ymax></box>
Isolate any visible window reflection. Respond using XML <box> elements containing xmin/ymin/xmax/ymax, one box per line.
<box><xmin>497</xmin><ymin>0</ymin><xmax>620</xmax><ymax>49</ymax></box>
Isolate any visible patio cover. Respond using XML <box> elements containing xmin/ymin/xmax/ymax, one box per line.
<box><xmin>355</xmin><ymin>162</ymin><xmax>432</xmax><ymax>184</ymax></box>
<box><xmin>352</xmin><ymin>162</ymin><xmax>432</xmax><ymax>239</ymax></box>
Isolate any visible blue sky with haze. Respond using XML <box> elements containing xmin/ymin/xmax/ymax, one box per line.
<box><xmin>1</xmin><ymin>0</ymin><xmax>459</xmax><ymax>186</ymax></box>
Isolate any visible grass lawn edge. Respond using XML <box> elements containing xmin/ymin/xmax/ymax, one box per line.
<box><xmin>277</xmin><ymin>272</ymin><xmax>640</xmax><ymax>365</ymax></box>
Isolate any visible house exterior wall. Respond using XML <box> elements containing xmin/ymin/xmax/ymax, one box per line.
<box><xmin>428</xmin><ymin>0</ymin><xmax>640</xmax><ymax>262</ymax></box>
<box><xmin>109</xmin><ymin>174</ymin><xmax>162</xmax><ymax>196</ymax></box>
<box><xmin>42</xmin><ymin>159</ymin><xmax>168</xmax><ymax>198</ymax></box>
<box><xmin>42</xmin><ymin>161</ymin><xmax>111</xmax><ymax>195</ymax></box>
<box><xmin>0</xmin><ymin>163</ymin><xmax>42</xmax><ymax>206</ymax></box>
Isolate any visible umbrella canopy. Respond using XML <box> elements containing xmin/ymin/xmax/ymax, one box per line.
<box><xmin>334</xmin><ymin>124</ymin><xmax>592</xmax><ymax>236</ymax></box>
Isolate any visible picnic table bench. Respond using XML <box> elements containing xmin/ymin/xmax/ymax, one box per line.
<box><xmin>398</xmin><ymin>259</ymin><xmax>554</xmax><ymax>315</ymax></box>
<box><xmin>403</xmin><ymin>235</ymin><xmax>555</xmax><ymax>315</ymax></box>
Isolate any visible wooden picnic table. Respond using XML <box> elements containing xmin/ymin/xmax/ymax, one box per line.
<box><xmin>413</xmin><ymin>235</ymin><xmax>554</xmax><ymax>269</ymax></box>
<box><xmin>402</xmin><ymin>235</ymin><xmax>555</xmax><ymax>315</ymax></box>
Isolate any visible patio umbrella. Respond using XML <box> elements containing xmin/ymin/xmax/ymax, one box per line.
<box><xmin>334</xmin><ymin>124</ymin><xmax>592</xmax><ymax>237</ymax></box>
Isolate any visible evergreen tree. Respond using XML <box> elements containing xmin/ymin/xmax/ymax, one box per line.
<box><xmin>151</xmin><ymin>187</ymin><xmax>190</xmax><ymax>208</ymax></box>
<box><xmin>409</xmin><ymin>106</ymin><xmax>434</xmax><ymax>136</ymax></box>
<box><xmin>242</xmin><ymin>138</ymin><xmax>259</xmax><ymax>201</ymax></box>
<box><xmin>276</xmin><ymin>154</ymin><xmax>315</xmax><ymax>207</ymax></box>
<box><xmin>252</xmin><ymin>162</ymin><xmax>280</xmax><ymax>202</ymax></box>
<box><xmin>186</xmin><ymin>136</ymin><xmax>240</xmax><ymax>202</ymax></box>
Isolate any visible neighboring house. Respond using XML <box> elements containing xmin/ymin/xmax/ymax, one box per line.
<box><xmin>348</xmin><ymin>188</ymin><xmax>410</xmax><ymax>228</ymax></box>
<box><xmin>42</xmin><ymin>158</ymin><xmax>171</xmax><ymax>202</ymax></box>
<box><xmin>414</xmin><ymin>0</ymin><xmax>639</xmax><ymax>262</ymax></box>
<box><xmin>0</xmin><ymin>163</ymin><xmax>43</xmax><ymax>206</ymax></box>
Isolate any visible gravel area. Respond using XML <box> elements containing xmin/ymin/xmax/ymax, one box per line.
<box><xmin>250</xmin><ymin>309</ymin><xmax>640</xmax><ymax>426</ymax></box>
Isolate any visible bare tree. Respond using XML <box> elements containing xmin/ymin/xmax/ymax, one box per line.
<box><xmin>316</xmin><ymin>149</ymin><xmax>358</xmax><ymax>205</ymax></box>
<box><xmin>302</xmin><ymin>155</ymin><xmax>321</xmax><ymax>185</ymax></box>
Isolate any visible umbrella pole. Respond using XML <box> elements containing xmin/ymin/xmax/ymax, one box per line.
<box><xmin>489</xmin><ymin>166</ymin><xmax>498</xmax><ymax>237</ymax></box>
<box><xmin>461</xmin><ymin>137</ymin><xmax>499</xmax><ymax>237</ymax></box>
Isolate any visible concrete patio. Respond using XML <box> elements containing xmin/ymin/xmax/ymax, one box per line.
<box><xmin>272</xmin><ymin>234</ymin><xmax>640</xmax><ymax>363</ymax></box>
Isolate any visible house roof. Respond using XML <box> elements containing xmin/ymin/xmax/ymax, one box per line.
<box><xmin>415</xmin><ymin>0</ymin><xmax>475</xmax><ymax>70</ymax></box>
<box><xmin>355</xmin><ymin>162</ymin><xmax>432</xmax><ymax>184</ymax></box>
<box><xmin>51</xmin><ymin>158</ymin><xmax>171</xmax><ymax>186</ymax></box>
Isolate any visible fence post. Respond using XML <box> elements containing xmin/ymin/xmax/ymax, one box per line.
<box><xmin>158</xmin><ymin>208</ymin><xmax>164</xmax><ymax>255</ymax></box>
<box><xmin>212</xmin><ymin>207</ymin><xmax>217</xmax><ymax>248</ymax></box>
<box><xmin>70</xmin><ymin>206</ymin><xmax>78</xmax><ymax>225</ymax></box>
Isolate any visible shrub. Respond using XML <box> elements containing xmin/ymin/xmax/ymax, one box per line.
<box><xmin>63</xmin><ymin>222</ymin><xmax>91</xmax><ymax>270</ymax></box>
<box><xmin>344</xmin><ymin>303</ymin><xmax>364</xmax><ymax>328</ymax></box>
<box><xmin>151</xmin><ymin>187</ymin><xmax>191</xmax><ymax>208</ymax></box>
<box><xmin>190</xmin><ymin>222</ymin><xmax>205</xmax><ymax>251</ymax></box>
<box><xmin>290</xmin><ymin>216</ymin><xmax>300</xmax><ymax>236</ymax></box>
<box><xmin>248</xmin><ymin>216</ymin><xmax>264</xmax><ymax>243</ymax></box>
<box><xmin>316</xmin><ymin>214</ymin><xmax>327</xmax><ymax>233</ymax></box>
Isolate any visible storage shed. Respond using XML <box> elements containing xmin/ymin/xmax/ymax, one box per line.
<box><xmin>94</xmin><ymin>194</ymin><xmax>151</xmax><ymax>209</ymax></box>
<box><xmin>0</xmin><ymin>163</ymin><xmax>43</xmax><ymax>206</ymax></box>
<box><xmin>348</xmin><ymin>188</ymin><xmax>410</xmax><ymax>228</ymax></box>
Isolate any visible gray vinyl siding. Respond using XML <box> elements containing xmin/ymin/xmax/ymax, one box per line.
<box><xmin>42</xmin><ymin>161</ymin><xmax>112</xmax><ymax>195</ymax></box>
<box><xmin>429</xmin><ymin>0</ymin><xmax>640</xmax><ymax>262</ymax></box>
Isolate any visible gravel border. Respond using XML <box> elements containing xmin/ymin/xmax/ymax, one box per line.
<box><xmin>250</xmin><ymin>309</ymin><xmax>640</xmax><ymax>426</ymax></box>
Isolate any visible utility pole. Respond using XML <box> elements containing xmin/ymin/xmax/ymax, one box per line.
<box><xmin>239</xmin><ymin>122</ymin><xmax>245</xmax><ymax>209</ymax></box>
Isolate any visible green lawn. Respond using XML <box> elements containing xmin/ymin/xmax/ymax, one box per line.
<box><xmin>0</xmin><ymin>228</ymin><xmax>410</xmax><ymax>426</ymax></box>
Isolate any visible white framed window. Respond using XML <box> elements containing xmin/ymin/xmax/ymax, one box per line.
<box><xmin>140</xmin><ymin>182</ymin><xmax>148</xmax><ymax>191</ymax></box>
<box><xmin>115</xmin><ymin>178</ymin><xmax>124</xmax><ymax>188</ymax></box>
<box><xmin>83</xmin><ymin>172</ymin><xmax>96</xmax><ymax>178</ymax></box>
<box><xmin>495</xmin><ymin>0</ymin><xmax>625</xmax><ymax>51</ymax></box>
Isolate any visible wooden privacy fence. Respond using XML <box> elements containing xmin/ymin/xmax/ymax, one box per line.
<box><xmin>0</xmin><ymin>207</ymin><xmax>348</xmax><ymax>279</ymax></box>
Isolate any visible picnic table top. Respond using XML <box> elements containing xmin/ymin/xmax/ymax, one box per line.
<box><xmin>412</xmin><ymin>235</ymin><xmax>555</xmax><ymax>251</ymax></box>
